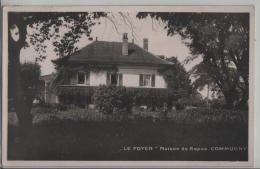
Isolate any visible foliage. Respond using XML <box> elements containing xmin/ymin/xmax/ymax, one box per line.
<box><xmin>56</xmin><ymin>85</ymin><xmax>96</xmax><ymax>108</ymax></box>
<box><xmin>190</xmin><ymin>92</ymin><xmax>207</xmax><ymax>107</ymax></box>
<box><xmin>175</xmin><ymin>98</ymin><xmax>190</xmax><ymax>110</ymax></box>
<box><xmin>56</xmin><ymin>85</ymin><xmax>170</xmax><ymax>110</ymax></box>
<box><xmin>8</xmin><ymin>12</ymin><xmax>106</xmax><ymax>129</ymax></box>
<box><xmin>167</xmin><ymin>108</ymin><xmax>248</xmax><ymax>125</ymax></box>
<box><xmin>190</xmin><ymin>62</ymin><xmax>217</xmax><ymax>90</ymax></box>
<box><xmin>210</xmin><ymin>98</ymin><xmax>226</xmax><ymax>109</ymax></box>
<box><xmin>126</xmin><ymin>87</ymin><xmax>169</xmax><ymax>109</ymax></box>
<box><xmin>159</xmin><ymin>56</ymin><xmax>192</xmax><ymax>108</ymax></box>
<box><xmin>27</xmin><ymin>105</ymin><xmax>248</xmax><ymax>126</ymax></box>
<box><xmin>9</xmin><ymin>63</ymin><xmax>40</xmax><ymax>106</ymax></box>
<box><xmin>9</xmin><ymin>12</ymin><xmax>106</xmax><ymax>59</ymax></box>
<box><xmin>51</xmin><ymin>65</ymin><xmax>117</xmax><ymax>88</ymax></box>
<box><xmin>94</xmin><ymin>85</ymin><xmax>132</xmax><ymax>114</ymax></box>
<box><xmin>20</xmin><ymin>63</ymin><xmax>41</xmax><ymax>108</ymax></box>
<box><xmin>137</xmin><ymin>13</ymin><xmax>249</xmax><ymax>109</ymax></box>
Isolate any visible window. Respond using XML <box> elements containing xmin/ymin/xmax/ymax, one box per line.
<box><xmin>77</xmin><ymin>71</ymin><xmax>90</xmax><ymax>85</ymax></box>
<box><xmin>107</xmin><ymin>72</ymin><xmax>123</xmax><ymax>86</ymax></box>
<box><xmin>140</xmin><ymin>74</ymin><xmax>155</xmax><ymax>87</ymax></box>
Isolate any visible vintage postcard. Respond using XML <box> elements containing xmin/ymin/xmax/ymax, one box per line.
<box><xmin>1</xmin><ymin>5</ymin><xmax>255</xmax><ymax>168</ymax></box>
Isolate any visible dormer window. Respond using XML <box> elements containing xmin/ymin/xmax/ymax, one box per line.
<box><xmin>77</xmin><ymin>71</ymin><xmax>90</xmax><ymax>85</ymax></box>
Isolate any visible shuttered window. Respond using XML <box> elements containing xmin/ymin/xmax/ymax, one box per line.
<box><xmin>85</xmin><ymin>71</ymin><xmax>90</xmax><ymax>85</ymax></box>
<box><xmin>139</xmin><ymin>74</ymin><xmax>144</xmax><ymax>86</ymax></box>
<box><xmin>151</xmin><ymin>74</ymin><xmax>155</xmax><ymax>87</ymax></box>
<box><xmin>139</xmin><ymin>74</ymin><xmax>155</xmax><ymax>87</ymax></box>
<box><xmin>106</xmin><ymin>72</ymin><xmax>111</xmax><ymax>85</ymax></box>
<box><xmin>119</xmin><ymin>74</ymin><xmax>123</xmax><ymax>86</ymax></box>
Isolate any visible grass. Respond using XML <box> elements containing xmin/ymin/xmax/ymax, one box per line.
<box><xmin>8</xmin><ymin>106</ymin><xmax>248</xmax><ymax>161</ymax></box>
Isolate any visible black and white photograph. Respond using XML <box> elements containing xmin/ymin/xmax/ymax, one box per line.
<box><xmin>1</xmin><ymin>6</ymin><xmax>255</xmax><ymax>168</ymax></box>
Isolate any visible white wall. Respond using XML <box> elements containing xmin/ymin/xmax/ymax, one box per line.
<box><xmin>118</xmin><ymin>66</ymin><xmax>167</xmax><ymax>88</ymax></box>
<box><xmin>89</xmin><ymin>70</ymin><xmax>107</xmax><ymax>86</ymax></box>
<box><xmin>71</xmin><ymin>67</ymin><xmax>167</xmax><ymax>88</ymax></box>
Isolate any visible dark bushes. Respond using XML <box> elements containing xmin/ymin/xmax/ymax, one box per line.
<box><xmin>127</xmin><ymin>87</ymin><xmax>168</xmax><ymax>109</ymax></box>
<box><xmin>94</xmin><ymin>85</ymin><xmax>132</xmax><ymax>114</ymax></box>
<box><xmin>57</xmin><ymin>85</ymin><xmax>170</xmax><ymax>114</ymax></box>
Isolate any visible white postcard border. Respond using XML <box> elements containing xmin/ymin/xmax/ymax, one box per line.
<box><xmin>1</xmin><ymin>5</ymin><xmax>255</xmax><ymax>168</ymax></box>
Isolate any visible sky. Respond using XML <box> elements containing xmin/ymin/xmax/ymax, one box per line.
<box><xmin>19</xmin><ymin>12</ymin><xmax>196</xmax><ymax>76</ymax></box>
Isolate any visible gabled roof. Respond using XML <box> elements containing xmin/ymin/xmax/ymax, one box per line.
<box><xmin>65</xmin><ymin>41</ymin><xmax>172</xmax><ymax>67</ymax></box>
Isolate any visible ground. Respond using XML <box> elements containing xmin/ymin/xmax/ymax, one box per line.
<box><xmin>8</xmin><ymin>107</ymin><xmax>248</xmax><ymax>161</ymax></box>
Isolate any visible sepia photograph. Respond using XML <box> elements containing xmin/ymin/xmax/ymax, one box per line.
<box><xmin>1</xmin><ymin>5</ymin><xmax>254</xmax><ymax>168</ymax></box>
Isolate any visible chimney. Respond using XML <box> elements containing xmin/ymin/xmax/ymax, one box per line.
<box><xmin>122</xmin><ymin>33</ymin><xmax>128</xmax><ymax>56</ymax></box>
<box><xmin>143</xmin><ymin>38</ymin><xmax>148</xmax><ymax>51</ymax></box>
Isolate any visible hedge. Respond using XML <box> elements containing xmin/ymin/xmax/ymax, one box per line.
<box><xmin>56</xmin><ymin>85</ymin><xmax>171</xmax><ymax>111</ymax></box>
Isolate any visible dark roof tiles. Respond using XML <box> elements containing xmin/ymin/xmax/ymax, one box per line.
<box><xmin>68</xmin><ymin>41</ymin><xmax>172</xmax><ymax>66</ymax></box>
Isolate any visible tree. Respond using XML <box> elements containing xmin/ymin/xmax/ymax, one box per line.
<box><xmin>137</xmin><ymin>13</ymin><xmax>249</xmax><ymax>109</ymax></box>
<box><xmin>190</xmin><ymin>62</ymin><xmax>223</xmax><ymax>107</ymax></box>
<box><xmin>9</xmin><ymin>63</ymin><xmax>41</xmax><ymax>111</ymax></box>
<box><xmin>160</xmin><ymin>56</ymin><xmax>192</xmax><ymax>109</ymax></box>
<box><xmin>8</xmin><ymin>12</ymin><xmax>106</xmax><ymax>130</ymax></box>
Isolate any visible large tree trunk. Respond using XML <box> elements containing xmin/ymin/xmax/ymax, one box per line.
<box><xmin>8</xmin><ymin>22</ymin><xmax>33</xmax><ymax>134</ymax></box>
<box><xmin>9</xmin><ymin>45</ymin><xmax>33</xmax><ymax>132</ymax></box>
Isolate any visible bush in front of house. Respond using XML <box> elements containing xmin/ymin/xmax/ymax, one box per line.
<box><xmin>209</xmin><ymin>98</ymin><xmax>226</xmax><ymax>109</ymax></box>
<box><xmin>126</xmin><ymin>88</ymin><xmax>169</xmax><ymax>110</ymax></box>
<box><xmin>173</xmin><ymin>97</ymin><xmax>190</xmax><ymax>110</ymax></box>
<box><xmin>94</xmin><ymin>85</ymin><xmax>133</xmax><ymax>114</ymax></box>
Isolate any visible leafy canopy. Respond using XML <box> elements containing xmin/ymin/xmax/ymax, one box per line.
<box><xmin>9</xmin><ymin>12</ymin><xmax>106</xmax><ymax>61</ymax></box>
<box><xmin>137</xmin><ymin>12</ymin><xmax>249</xmax><ymax>109</ymax></box>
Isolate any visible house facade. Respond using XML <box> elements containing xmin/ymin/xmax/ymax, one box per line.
<box><xmin>52</xmin><ymin>33</ymin><xmax>172</xmax><ymax>107</ymax></box>
<box><xmin>68</xmin><ymin>66</ymin><xmax>167</xmax><ymax>88</ymax></box>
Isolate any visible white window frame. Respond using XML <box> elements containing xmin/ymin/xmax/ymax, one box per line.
<box><xmin>107</xmin><ymin>72</ymin><xmax>123</xmax><ymax>86</ymax></box>
<box><xmin>140</xmin><ymin>74</ymin><xmax>155</xmax><ymax>87</ymax></box>
<box><xmin>143</xmin><ymin>74</ymin><xmax>152</xmax><ymax>87</ymax></box>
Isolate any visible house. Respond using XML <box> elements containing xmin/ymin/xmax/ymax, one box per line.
<box><xmin>52</xmin><ymin>33</ymin><xmax>173</xmax><ymax>107</ymax></box>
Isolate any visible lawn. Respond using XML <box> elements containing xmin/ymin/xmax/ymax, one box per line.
<box><xmin>8</xmin><ymin>107</ymin><xmax>248</xmax><ymax>161</ymax></box>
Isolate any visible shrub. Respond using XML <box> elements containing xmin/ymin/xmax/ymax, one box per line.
<box><xmin>210</xmin><ymin>98</ymin><xmax>225</xmax><ymax>109</ymax></box>
<box><xmin>94</xmin><ymin>85</ymin><xmax>133</xmax><ymax>114</ymax></box>
<box><xmin>175</xmin><ymin>98</ymin><xmax>189</xmax><ymax>110</ymax></box>
<box><xmin>127</xmin><ymin>88</ymin><xmax>169</xmax><ymax>110</ymax></box>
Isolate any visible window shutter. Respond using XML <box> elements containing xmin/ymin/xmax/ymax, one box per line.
<box><xmin>139</xmin><ymin>74</ymin><xmax>143</xmax><ymax>86</ymax></box>
<box><xmin>85</xmin><ymin>71</ymin><xmax>90</xmax><ymax>85</ymax></box>
<box><xmin>106</xmin><ymin>72</ymin><xmax>110</xmax><ymax>85</ymax></box>
<box><xmin>119</xmin><ymin>74</ymin><xmax>123</xmax><ymax>86</ymax></box>
<box><xmin>151</xmin><ymin>74</ymin><xmax>155</xmax><ymax>87</ymax></box>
